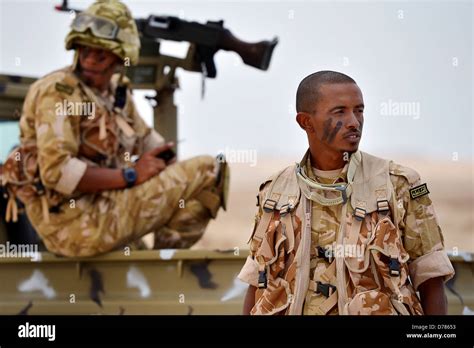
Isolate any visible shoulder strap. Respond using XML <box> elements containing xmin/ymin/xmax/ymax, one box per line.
<box><xmin>262</xmin><ymin>165</ymin><xmax>300</xmax><ymax>212</ymax></box>
<box><xmin>350</xmin><ymin>151</ymin><xmax>393</xmax><ymax>214</ymax></box>
<box><xmin>253</xmin><ymin>165</ymin><xmax>300</xmax><ymax>236</ymax></box>
<box><xmin>251</xmin><ymin>165</ymin><xmax>301</xmax><ymax>274</ymax></box>
<box><xmin>345</xmin><ymin>152</ymin><xmax>395</xmax><ymax>249</ymax></box>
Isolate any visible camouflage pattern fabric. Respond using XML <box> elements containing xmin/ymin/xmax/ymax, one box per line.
<box><xmin>239</xmin><ymin>151</ymin><xmax>454</xmax><ymax>315</ymax></box>
<box><xmin>303</xmin><ymin>164</ymin><xmax>343</xmax><ymax>315</ymax></box>
<box><xmin>250</xmin><ymin>210</ymin><xmax>302</xmax><ymax>315</ymax></box>
<box><xmin>2</xmin><ymin>66</ymin><xmax>224</xmax><ymax>256</ymax></box>
<box><xmin>65</xmin><ymin>0</ymin><xmax>140</xmax><ymax>65</ymax></box>
<box><xmin>25</xmin><ymin>154</ymin><xmax>217</xmax><ymax>257</ymax></box>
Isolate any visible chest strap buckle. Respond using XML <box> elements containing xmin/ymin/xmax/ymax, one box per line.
<box><xmin>258</xmin><ymin>269</ymin><xmax>268</xmax><ymax>289</ymax></box>
<box><xmin>354</xmin><ymin>206</ymin><xmax>366</xmax><ymax>221</ymax></box>
<box><xmin>377</xmin><ymin>199</ymin><xmax>390</xmax><ymax>215</ymax></box>
<box><xmin>316</xmin><ymin>282</ymin><xmax>337</xmax><ymax>298</ymax></box>
<box><xmin>263</xmin><ymin>199</ymin><xmax>277</xmax><ymax>213</ymax></box>
<box><xmin>389</xmin><ymin>258</ymin><xmax>401</xmax><ymax>276</ymax></box>
<box><xmin>317</xmin><ymin>246</ymin><xmax>334</xmax><ymax>263</ymax></box>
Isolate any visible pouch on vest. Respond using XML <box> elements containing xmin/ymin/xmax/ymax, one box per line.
<box><xmin>1</xmin><ymin>145</ymin><xmax>46</xmax><ymax>222</ymax></box>
<box><xmin>342</xmin><ymin>152</ymin><xmax>421</xmax><ymax>315</ymax></box>
<box><xmin>249</xmin><ymin>165</ymin><xmax>301</xmax><ymax>315</ymax></box>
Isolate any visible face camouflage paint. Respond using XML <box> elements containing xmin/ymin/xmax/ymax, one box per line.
<box><xmin>328</xmin><ymin>120</ymin><xmax>343</xmax><ymax>143</ymax></box>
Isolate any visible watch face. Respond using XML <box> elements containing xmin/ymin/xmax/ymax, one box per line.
<box><xmin>124</xmin><ymin>168</ymin><xmax>137</xmax><ymax>185</ymax></box>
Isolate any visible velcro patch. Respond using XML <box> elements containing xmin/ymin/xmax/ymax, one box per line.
<box><xmin>409</xmin><ymin>183</ymin><xmax>429</xmax><ymax>200</ymax></box>
<box><xmin>55</xmin><ymin>82</ymin><xmax>74</xmax><ymax>95</ymax></box>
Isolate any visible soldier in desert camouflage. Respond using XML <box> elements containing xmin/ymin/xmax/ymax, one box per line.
<box><xmin>1</xmin><ymin>0</ymin><xmax>228</xmax><ymax>257</ymax></box>
<box><xmin>239</xmin><ymin>71</ymin><xmax>454</xmax><ymax>315</ymax></box>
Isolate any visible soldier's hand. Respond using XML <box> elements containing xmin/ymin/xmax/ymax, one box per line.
<box><xmin>135</xmin><ymin>143</ymin><xmax>174</xmax><ymax>185</ymax></box>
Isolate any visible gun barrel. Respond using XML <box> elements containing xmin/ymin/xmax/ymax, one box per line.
<box><xmin>141</xmin><ymin>16</ymin><xmax>221</xmax><ymax>47</ymax></box>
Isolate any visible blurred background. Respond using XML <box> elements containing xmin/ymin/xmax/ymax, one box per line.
<box><xmin>0</xmin><ymin>0</ymin><xmax>472</xmax><ymax>252</ymax></box>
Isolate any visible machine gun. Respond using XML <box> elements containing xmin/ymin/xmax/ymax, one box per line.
<box><xmin>55</xmin><ymin>0</ymin><xmax>278</xmax><ymax>147</ymax></box>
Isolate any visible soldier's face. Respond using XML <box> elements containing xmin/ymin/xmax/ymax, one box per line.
<box><xmin>77</xmin><ymin>46</ymin><xmax>121</xmax><ymax>90</ymax></box>
<box><xmin>300</xmin><ymin>83</ymin><xmax>364</xmax><ymax>154</ymax></box>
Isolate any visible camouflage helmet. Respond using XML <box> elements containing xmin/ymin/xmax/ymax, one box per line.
<box><xmin>65</xmin><ymin>0</ymin><xmax>140</xmax><ymax>65</ymax></box>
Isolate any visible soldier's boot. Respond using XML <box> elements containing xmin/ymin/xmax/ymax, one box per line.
<box><xmin>153</xmin><ymin>154</ymin><xmax>229</xmax><ymax>249</ymax></box>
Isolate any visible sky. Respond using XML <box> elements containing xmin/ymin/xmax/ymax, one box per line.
<box><xmin>0</xmin><ymin>0</ymin><xmax>472</xmax><ymax>163</ymax></box>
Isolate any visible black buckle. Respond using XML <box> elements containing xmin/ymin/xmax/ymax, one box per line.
<box><xmin>317</xmin><ymin>246</ymin><xmax>333</xmax><ymax>263</ymax></box>
<box><xmin>316</xmin><ymin>282</ymin><xmax>336</xmax><ymax>297</ymax></box>
<box><xmin>263</xmin><ymin>199</ymin><xmax>277</xmax><ymax>213</ymax></box>
<box><xmin>279</xmin><ymin>204</ymin><xmax>290</xmax><ymax>216</ymax></box>
<box><xmin>114</xmin><ymin>84</ymin><xmax>127</xmax><ymax>109</ymax></box>
<box><xmin>389</xmin><ymin>258</ymin><xmax>400</xmax><ymax>276</ymax></box>
<box><xmin>353</xmin><ymin>207</ymin><xmax>366</xmax><ymax>221</ymax></box>
<box><xmin>34</xmin><ymin>181</ymin><xmax>45</xmax><ymax>195</ymax></box>
<box><xmin>258</xmin><ymin>269</ymin><xmax>267</xmax><ymax>289</ymax></box>
<box><xmin>377</xmin><ymin>199</ymin><xmax>390</xmax><ymax>215</ymax></box>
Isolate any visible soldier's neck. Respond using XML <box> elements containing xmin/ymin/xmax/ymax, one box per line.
<box><xmin>74</xmin><ymin>68</ymin><xmax>113</xmax><ymax>93</ymax></box>
<box><xmin>309</xmin><ymin>147</ymin><xmax>346</xmax><ymax>171</ymax></box>
<box><xmin>84</xmin><ymin>78</ymin><xmax>110</xmax><ymax>93</ymax></box>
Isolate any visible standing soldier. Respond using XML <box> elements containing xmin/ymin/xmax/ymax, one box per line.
<box><xmin>2</xmin><ymin>0</ymin><xmax>228</xmax><ymax>257</ymax></box>
<box><xmin>239</xmin><ymin>71</ymin><xmax>454</xmax><ymax>315</ymax></box>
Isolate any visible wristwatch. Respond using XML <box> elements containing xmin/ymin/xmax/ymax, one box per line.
<box><xmin>122</xmin><ymin>167</ymin><xmax>137</xmax><ymax>188</ymax></box>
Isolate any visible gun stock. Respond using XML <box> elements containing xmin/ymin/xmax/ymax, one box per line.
<box><xmin>218</xmin><ymin>29</ymin><xmax>278</xmax><ymax>71</ymax></box>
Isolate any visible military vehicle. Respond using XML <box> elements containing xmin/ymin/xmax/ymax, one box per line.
<box><xmin>0</xmin><ymin>1</ymin><xmax>472</xmax><ymax>316</ymax></box>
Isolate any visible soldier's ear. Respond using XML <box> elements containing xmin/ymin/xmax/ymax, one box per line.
<box><xmin>296</xmin><ymin>112</ymin><xmax>314</xmax><ymax>133</ymax></box>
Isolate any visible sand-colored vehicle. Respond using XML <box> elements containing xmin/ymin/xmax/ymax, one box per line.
<box><xmin>0</xmin><ymin>247</ymin><xmax>471</xmax><ymax>315</ymax></box>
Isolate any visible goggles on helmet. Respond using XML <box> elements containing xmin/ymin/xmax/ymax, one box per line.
<box><xmin>71</xmin><ymin>13</ymin><xmax>119</xmax><ymax>40</ymax></box>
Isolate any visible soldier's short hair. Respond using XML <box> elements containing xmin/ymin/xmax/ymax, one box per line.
<box><xmin>296</xmin><ymin>70</ymin><xmax>356</xmax><ymax>113</ymax></box>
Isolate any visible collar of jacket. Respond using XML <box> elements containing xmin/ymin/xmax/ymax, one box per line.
<box><xmin>295</xmin><ymin>149</ymin><xmax>362</xmax><ymax>206</ymax></box>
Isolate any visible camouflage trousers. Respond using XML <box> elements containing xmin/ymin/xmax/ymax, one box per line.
<box><xmin>25</xmin><ymin>155</ymin><xmax>220</xmax><ymax>257</ymax></box>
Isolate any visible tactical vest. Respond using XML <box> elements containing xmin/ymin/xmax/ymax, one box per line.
<box><xmin>1</xmin><ymin>68</ymin><xmax>148</xmax><ymax>224</ymax></box>
<box><xmin>248</xmin><ymin>151</ymin><xmax>424</xmax><ymax>315</ymax></box>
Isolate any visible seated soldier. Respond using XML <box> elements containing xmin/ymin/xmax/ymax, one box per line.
<box><xmin>2</xmin><ymin>0</ymin><xmax>228</xmax><ymax>257</ymax></box>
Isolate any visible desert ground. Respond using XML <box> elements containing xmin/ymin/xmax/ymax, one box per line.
<box><xmin>191</xmin><ymin>156</ymin><xmax>473</xmax><ymax>254</ymax></box>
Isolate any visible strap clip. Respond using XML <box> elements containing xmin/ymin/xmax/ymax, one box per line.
<box><xmin>316</xmin><ymin>282</ymin><xmax>336</xmax><ymax>297</ymax></box>
<box><xmin>353</xmin><ymin>207</ymin><xmax>366</xmax><ymax>221</ymax></box>
<box><xmin>258</xmin><ymin>269</ymin><xmax>268</xmax><ymax>289</ymax></box>
<box><xmin>263</xmin><ymin>199</ymin><xmax>277</xmax><ymax>213</ymax></box>
<box><xmin>389</xmin><ymin>257</ymin><xmax>400</xmax><ymax>276</ymax></box>
<box><xmin>317</xmin><ymin>246</ymin><xmax>334</xmax><ymax>263</ymax></box>
<box><xmin>279</xmin><ymin>204</ymin><xmax>291</xmax><ymax>216</ymax></box>
<box><xmin>377</xmin><ymin>199</ymin><xmax>390</xmax><ymax>215</ymax></box>
<box><xmin>34</xmin><ymin>181</ymin><xmax>45</xmax><ymax>195</ymax></box>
